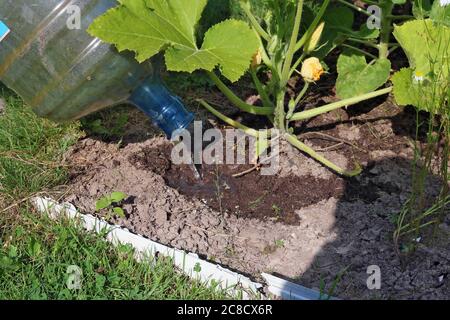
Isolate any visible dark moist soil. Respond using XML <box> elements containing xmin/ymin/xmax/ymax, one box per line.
<box><xmin>129</xmin><ymin>144</ymin><xmax>342</xmax><ymax>226</ymax></box>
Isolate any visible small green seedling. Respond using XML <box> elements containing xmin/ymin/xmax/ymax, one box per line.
<box><xmin>194</xmin><ymin>262</ymin><xmax>202</xmax><ymax>273</ymax></box>
<box><xmin>318</xmin><ymin>265</ymin><xmax>350</xmax><ymax>300</ymax></box>
<box><xmin>95</xmin><ymin>192</ymin><xmax>128</xmax><ymax>220</ymax></box>
<box><xmin>272</xmin><ymin>204</ymin><xmax>282</xmax><ymax>219</ymax></box>
<box><xmin>81</xmin><ymin>108</ymin><xmax>129</xmax><ymax>140</ymax></box>
<box><xmin>262</xmin><ymin>239</ymin><xmax>285</xmax><ymax>255</ymax></box>
<box><xmin>274</xmin><ymin>239</ymin><xmax>285</xmax><ymax>249</ymax></box>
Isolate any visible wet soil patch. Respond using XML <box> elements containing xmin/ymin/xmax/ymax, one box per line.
<box><xmin>130</xmin><ymin>145</ymin><xmax>172</xmax><ymax>175</ymax></box>
<box><xmin>128</xmin><ymin>144</ymin><xmax>343</xmax><ymax>225</ymax></box>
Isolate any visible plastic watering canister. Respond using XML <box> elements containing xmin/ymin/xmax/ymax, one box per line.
<box><xmin>0</xmin><ymin>0</ymin><xmax>194</xmax><ymax>137</ymax></box>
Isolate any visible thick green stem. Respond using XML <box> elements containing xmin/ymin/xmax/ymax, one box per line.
<box><xmin>281</xmin><ymin>0</ymin><xmax>304</xmax><ymax>87</ymax></box>
<box><xmin>289</xmin><ymin>52</ymin><xmax>306</xmax><ymax>79</ymax></box>
<box><xmin>250</xmin><ymin>68</ymin><xmax>274</xmax><ymax>109</ymax></box>
<box><xmin>286</xmin><ymin>133</ymin><xmax>362</xmax><ymax>176</ymax></box>
<box><xmin>336</xmin><ymin>0</ymin><xmax>371</xmax><ymax>16</ymax></box>
<box><xmin>240</xmin><ymin>2</ymin><xmax>270</xmax><ymax>41</ymax></box>
<box><xmin>207</xmin><ymin>71</ymin><xmax>274</xmax><ymax>116</ymax></box>
<box><xmin>348</xmin><ymin>37</ymin><xmax>379</xmax><ymax>49</ymax></box>
<box><xmin>294</xmin><ymin>0</ymin><xmax>330</xmax><ymax>52</ymax></box>
<box><xmin>275</xmin><ymin>1</ymin><xmax>305</xmax><ymax>131</ymax></box>
<box><xmin>294</xmin><ymin>82</ymin><xmax>310</xmax><ymax>109</ymax></box>
<box><xmin>378</xmin><ymin>0</ymin><xmax>394</xmax><ymax>59</ymax></box>
<box><xmin>341</xmin><ymin>44</ymin><xmax>377</xmax><ymax>60</ymax></box>
<box><xmin>286</xmin><ymin>83</ymin><xmax>309</xmax><ymax>128</ymax></box>
<box><xmin>287</xmin><ymin>82</ymin><xmax>310</xmax><ymax>120</ymax></box>
<box><xmin>290</xmin><ymin>87</ymin><xmax>392</xmax><ymax>121</ymax></box>
<box><xmin>197</xmin><ymin>99</ymin><xmax>261</xmax><ymax>138</ymax></box>
<box><xmin>274</xmin><ymin>90</ymin><xmax>287</xmax><ymax>131</ymax></box>
<box><xmin>254</xmin><ymin>30</ymin><xmax>273</xmax><ymax>69</ymax></box>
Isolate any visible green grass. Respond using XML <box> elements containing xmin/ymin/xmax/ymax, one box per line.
<box><xmin>0</xmin><ymin>85</ymin><xmax>82</xmax><ymax>200</ymax></box>
<box><xmin>0</xmin><ymin>210</ymin><xmax>230</xmax><ymax>300</ymax></box>
<box><xmin>80</xmin><ymin>105</ymin><xmax>129</xmax><ymax>142</ymax></box>
<box><xmin>0</xmin><ymin>85</ymin><xmax>232</xmax><ymax>300</ymax></box>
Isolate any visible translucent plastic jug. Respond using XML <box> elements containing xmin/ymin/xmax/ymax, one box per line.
<box><xmin>0</xmin><ymin>0</ymin><xmax>194</xmax><ymax>137</ymax></box>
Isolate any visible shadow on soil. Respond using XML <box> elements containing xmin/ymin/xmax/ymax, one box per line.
<box><xmin>275</xmin><ymin>157</ymin><xmax>449</xmax><ymax>300</ymax></box>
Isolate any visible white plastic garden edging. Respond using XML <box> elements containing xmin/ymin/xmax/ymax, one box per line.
<box><xmin>32</xmin><ymin>197</ymin><xmax>329</xmax><ymax>300</ymax></box>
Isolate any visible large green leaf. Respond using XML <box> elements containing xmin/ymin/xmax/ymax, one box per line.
<box><xmin>88</xmin><ymin>0</ymin><xmax>259</xmax><ymax>82</ymax></box>
<box><xmin>392</xmin><ymin>19</ymin><xmax>450</xmax><ymax>114</ymax></box>
<box><xmin>336</xmin><ymin>53</ymin><xmax>391</xmax><ymax>99</ymax></box>
<box><xmin>393</xmin><ymin>19</ymin><xmax>450</xmax><ymax>78</ymax></box>
<box><xmin>392</xmin><ymin>67</ymin><xmax>448</xmax><ymax>113</ymax></box>
<box><xmin>307</xmin><ymin>4</ymin><xmax>378</xmax><ymax>59</ymax></box>
<box><xmin>391</xmin><ymin>68</ymin><xmax>421</xmax><ymax>107</ymax></box>
<box><xmin>310</xmin><ymin>5</ymin><xmax>352</xmax><ymax>59</ymax></box>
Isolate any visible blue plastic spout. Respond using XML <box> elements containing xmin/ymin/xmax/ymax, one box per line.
<box><xmin>129</xmin><ymin>77</ymin><xmax>194</xmax><ymax>138</ymax></box>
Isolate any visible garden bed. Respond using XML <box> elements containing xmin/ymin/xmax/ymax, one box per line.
<box><xmin>64</xmin><ymin>95</ymin><xmax>449</xmax><ymax>300</ymax></box>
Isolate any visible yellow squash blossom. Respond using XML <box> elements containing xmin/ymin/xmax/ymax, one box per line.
<box><xmin>301</xmin><ymin>57</ymin><xmax>324</xmax><ymax>82</ymax></box>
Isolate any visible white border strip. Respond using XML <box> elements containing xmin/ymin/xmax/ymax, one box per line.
<box><xmin>32</xmin><ymin>197</ymin><xmax>263</xmax><ymax>299</ymax></box>
<box><xmin>32</xmin><ymin>197</ymin><xmax>329</xmax><ymax>300</ymax></box>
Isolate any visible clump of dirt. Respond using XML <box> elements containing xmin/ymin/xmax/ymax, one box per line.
<box><xmin>129</xmin><ymin>146</ymin><xmax>171</xmax><ymax>175</ymax></box>
<box><xmin>63</xmin><ymin>99</ymin><xmax>449</xmax><ymax>300</ymax></box>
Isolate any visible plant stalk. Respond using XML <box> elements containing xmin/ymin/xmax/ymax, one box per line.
<box><xmin>281</xmin><ymin>0</ymin><xmax>304</xmax><ymax>87</ymax></box>
<box><xmin>341</xmin><ymin>44</ymin><xmax>377</xmax><ymax>60</ymax></box>
<box><xmin>240</xmin><ymin>2</ymin><xmax>270</xmax><ymax>41</ymax></box>
<box><xmin>378</xmin><ymin>0</ymin><xmax>394</xmax><ymax>59</ymax></box>
<box><xmin>286</xmin><ymin>133</ymin><xmax>362</xmax><ymax>176</ymax></box>
<box><xmin>290</xmin><ymin>87</ymin><xmax>392</xmax><ymax>121</ymax></box>
<box><xmin>250</xmin><ymin>68</ymin><xmax>274</xmax><ymax>109</ymax></box>
<box><xmin>197</xmin><ymin>99</ymin><xmax>262</xmax><ymax>138</ymax></box>
<box><xmin>294</xmin><ymin>0</ymin><xmax>330</xmax><ymax>52</ymax></box>
<box><xmin>274</xmin><ymin>90</ymin><xmax>286</xmax><ymax>131</ymax></box>
<box><xmin>207</xmin><ymin>71</ymin><xmax>274</xmax><ymax>115</ymax></box>
<box><xmin>336</xmin><ymin>0</ymin><xmax>371</xmax><ymax>16</ymax></box>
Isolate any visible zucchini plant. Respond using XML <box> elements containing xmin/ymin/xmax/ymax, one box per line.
<box><xmin>88</xmin><ymin>0</ymin><xmax>395</xmax><ymax>176</ymax></box>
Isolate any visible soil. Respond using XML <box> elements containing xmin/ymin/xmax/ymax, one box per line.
<box><xmin>64</xmin><ymin>28</ymin><xmax>448</xmax><ymax>299</ymax></box>
<box><xmin>64</xmin><ymin>92</ymin><xmax>450</xmax><ymax>300</ymax></box>
<box><xmin>129</xmin><ymin>143</ymin><xmax>345</xmax><ymax>225</ymax></box>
